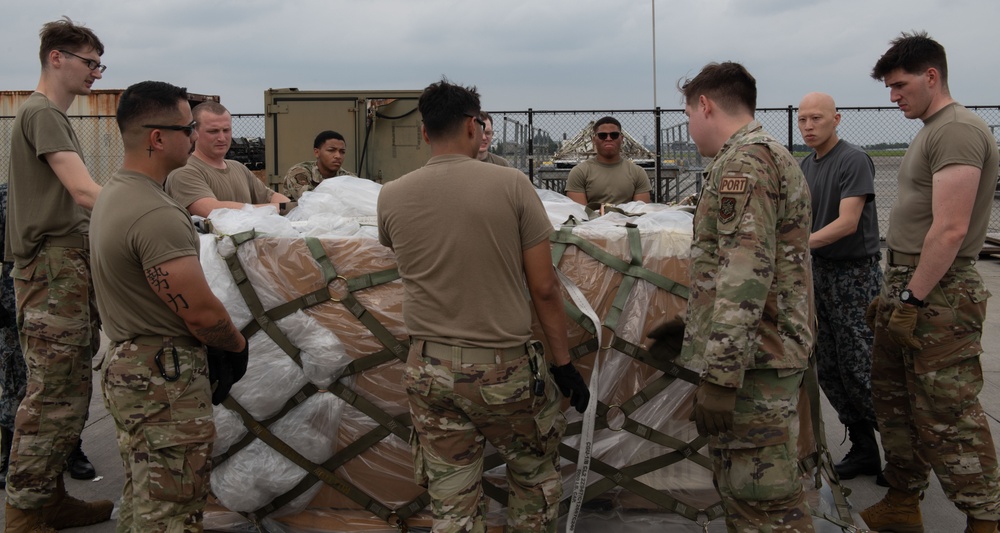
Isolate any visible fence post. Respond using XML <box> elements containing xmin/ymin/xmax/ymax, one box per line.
<box><xmin>527</xmin><ymin>109</ymin><xmax>534</xmax><ymax>183</ymax></box>
<box><xmin>786</xmin><ymin>105</ymin><xmax>794</xmax><ymax>154</ymax></box>
<box><xmin>654</xmin><ymin>107</ymin><xmax>662</xmax><ymax>203</ymax></box>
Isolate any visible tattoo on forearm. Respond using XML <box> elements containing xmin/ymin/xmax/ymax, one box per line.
<box><xmin>165</xmin><ymin>293</ymin><xmax>189</xmax><ymax>313</ymax></box>
<box><xmin>195</xmin><ymin>319</ymin><xmax>242</xmax><ymax>352</ymax></box>
<box><xmin>145</xmin><ymin>266</ymin><xmax>170</xmax><ymax>292</ymax></box>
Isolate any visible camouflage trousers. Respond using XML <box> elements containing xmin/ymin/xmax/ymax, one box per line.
<box><xmin>1</xmin><ymin>261</ymin><xmax>26</xmax><ymax>431</ymax></box>
<box><xmin>403</xmin><ymin>340</ymin><xmax>566</xmax><ymax>533</ymax></box>
<box><xmin>711</xmin><ymin>369</ymin><xmax>814</xmax><ymax>532</ymax></box>
<box><xmin>102</xmin><ymin>340</ymin><xmax>216</xmax><ymax>533</ymax></box>
<box><xmin>6</xmin><ymin>245</ymin><xmax>100</xmax><ymax>508</ymax></box>
<box><xmin>812</xmin><ymin>255</ymin><xmax>882</xmax><ymax>426</ymax></box>
<box><xmin>871</xmin><ymin>263</ymin><xmax>1000</xmax><ymax>520</ymax></box>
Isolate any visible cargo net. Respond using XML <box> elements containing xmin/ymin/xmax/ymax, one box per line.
<box><xmin>201</xmin><ymin>177</ymin><xmax>856</xmax><ymax>532</ymax></box>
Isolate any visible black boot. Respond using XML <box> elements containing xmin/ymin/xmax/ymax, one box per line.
<box><xmin>65</xmin><ymin>438</ymin><xmax>96</xmax><ymax>480</ymax></box>
<box><xmin>0</xmin><ymin>426</ymin><xmax>12</xmax><ymax>489</ymax></box>
<box><xmin>835</xmin><ymin>421</ymin><xmax>882</xmax><ymax>479</ymax></box>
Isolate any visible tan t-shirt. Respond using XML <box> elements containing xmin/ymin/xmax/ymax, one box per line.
<box><xmin>565</xmin><ymin>157</ymin><xmax>652</xmax><ymax>204</ymax></box>
<box><xmin>887</xmin><ymin>103</ymin><xmax>1000</xmax><ymax>257</ymax></box>
<box><xmin>377</xmin><ymin>154</ymin><xmax>552</xmax><ymax>348</ymax></box>
<box><xmin>481</xmin><ymin>152</ymin><xmax>511</xmax><ymax>167</ymax></box>
<box><xmin>5</xmin><ymin>92</ymin><xmax>90</xmax><ymax>266</ymax></box>
<box><xmin>165</xmin><ymin>155</ymin><xmax>274</xmax><ymax>210</ymax></box>
<box><xmin>91</xmin><ymin>170</ymin><xmax>200</xmax><ymax>342</ymax></box>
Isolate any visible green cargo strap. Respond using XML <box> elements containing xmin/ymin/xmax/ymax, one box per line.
<box><xmin>347</xmin><ymin>268</ymin><xmax>400</xmax><ymax>292</ymax></box>
<box><xmin>222</xmin><ymin>395</ymin><xmax>393</xmax><ymax>523</ymax></box>
<box><xmin>256</xmin><ymin>412</ymin><xmax>425</xmax><ymax>522</ymax></box>
<box><xmin>610</xmin><ymin>336</ymin><xmax>700</xmax><ymax>383</ymax></box>
<box><xmin>549</xmin><ymin>227</ymin><xmax>689</xmax><ymax>299</ymax></box>
<box><xmin>328</xmin><ymin>380</ymin><xmax>410</xmax><ymax>442</ymax></box>
<box><xmin>338</xmin><ymin>345</ymin><xmax>410</xmax><ymax>378</ymax></box>
<box><xmin>226</xmin><ymin>251</ymin><xmax>303</xmax><ymax>367</ymax></box>
<box><xmin>305</xmin><ymin>237</ymin><xmax>338</xmax><ymax>284</ymax></box>
<box><xmin>241</xmin><ymin>286</ymin><xmax>332</xmax><ymax>340</ymax></box>
<box><xmin>214</xmin><ymin>383</ymin><xmax>320</xmax><ymax>464</ymax></box>
<box><xmin>302</xmin><ymin>237</ymin><xmax>406</xmax><ymax>360</ymax></box>
<box><xmin>557</xmin><ymin>442</ymin><xmax>725</xmax><ymax>523</ymax></box>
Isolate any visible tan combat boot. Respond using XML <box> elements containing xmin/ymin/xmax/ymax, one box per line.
<box><xmin>966</xmin><ymin>517</ymin><xmax>1000</xmax><ymax>533</ymax></box>
<box><xmin>4</xmin><ymin>502</ymin><xmax>58</xmax><ymax>533</ymax></box>
<box><xmin>859</xmin><ymin>488</ymin><xmax>924</xmax><ymax>533</ymax></box>
<box><xmin>43</xmin><ymin>476</ymin><xmax>114</xmax><ymax>529</ymax></box>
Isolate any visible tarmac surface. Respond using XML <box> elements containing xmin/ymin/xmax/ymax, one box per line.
<box><xmin>4</xmin><ymin>255</ymin><xmax>1000</xmax><ymax>532</ymax></box>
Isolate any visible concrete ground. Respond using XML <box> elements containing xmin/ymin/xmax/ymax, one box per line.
<box><xmin>5</xmin><ymin>258</ymin><xmax>1000</xmax><ymax>532</ymax></box>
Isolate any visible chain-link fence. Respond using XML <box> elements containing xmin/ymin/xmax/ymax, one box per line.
<box><xmin>0</xmin><ymin>113</ymin><xmax>265</xmax><ymax>185</ymax></box>
<box><xmin>490</xmin><ymin>106</ymin><xmax>1000</xmax><ymax>238</ymax></box>
<box><xmin>2</xmin><ymin>107</ymin><xmax>999</xmax><ymax>238</ymax></box>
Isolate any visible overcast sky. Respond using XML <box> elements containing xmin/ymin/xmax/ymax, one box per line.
<box><xmin>2</xmin><ymin>0</ymin><xmax>998</xmax><ymax>114</ymax></box>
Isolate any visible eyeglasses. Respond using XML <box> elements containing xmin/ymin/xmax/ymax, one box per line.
<box><xmin>463</xmin><ymin>113</ymin><xmax>486</xmax><ymax>130</ymax></box>
<box><xmin>57</xmin><ymin>49</ymin><xmax>107</xmax><ymax>73</ymax></box>
<box><xmin>596</xmin><ymin>131</ymin><xmax>621</xmax><ymax>141</ymax></box>
<box><xmin>142</xmin><ymin>121</ymin><xmax>198</xmax><ymax>136</ymax></box>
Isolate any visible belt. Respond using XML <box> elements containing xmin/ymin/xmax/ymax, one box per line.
<box><xmin>44</xmin><ymin>234</ymin><xmax>89</xmax><ymax>250</ymax></box>
<box><xmin>886</xmin><ymin>249</ymin><xmax>975</xmax><ymax>268</ymax></box>
<box><xmin>127</xmin><ymin>335</ymin><xmax>202</xmax><ymax>348</ymax></box>
<box><xmin>421</xmin><ymin>340</ymin><xmax>527</xmax><ymax>364</ymax></box>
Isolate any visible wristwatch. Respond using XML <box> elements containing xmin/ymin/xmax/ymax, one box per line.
<box><xmin>899</xmin><ymin>288</ymin><xmax>926</xmax><ymax>307</ymax></box>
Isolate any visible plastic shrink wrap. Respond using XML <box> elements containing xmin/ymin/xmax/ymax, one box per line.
<box><xmin>202</xmin><ymin>177</ymin><xmax>825</xmax><ymax>533</ymax></box>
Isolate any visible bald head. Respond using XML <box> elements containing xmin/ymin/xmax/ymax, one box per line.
<box><xmin>797</xmin><ymin>92</ymin><xmax>841</xmax><ymax>157</ymax></box>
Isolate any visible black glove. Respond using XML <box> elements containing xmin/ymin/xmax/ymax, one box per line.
<box><xmin>550</xmin><ymin>362</ymin><xmax>590</xmax><ymax>413</ymax></box>
<box><xmin>647</xmin><ymin>321</ymin><xmax>685</xmax><ymax>362</ymax></box>
<box><xmin>207</xmin><ymin>335</ymin><xmax>249</xmax><ymax>405</ymax></box>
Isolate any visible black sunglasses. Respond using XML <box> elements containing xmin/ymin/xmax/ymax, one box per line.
<box><xmin>596</xmin><ymin>131</ymin><xmax>621</xmax><ymax>141</ymax></box>
<box><xmin>463</xmin><ymin>113</ymin><xmax>486</xmax><ymax>129</ymax></box>
<box><xmin>142</xmin><ymin>120</ymin><xmax>198</xmax><ymax>136</ymax></box>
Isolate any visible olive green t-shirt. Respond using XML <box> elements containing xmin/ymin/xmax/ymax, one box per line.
<box><xmin>887</xmin><ymin>103</ymin><xmax>1000</xmax><ymax>257</ymax></box>
<box><xmin>165</xmin><ymin>155</ymin><xmax>274</xmax><ymax>210</ymax></box>
<box><xmin>565</xmin><ymin>157</ymin><xmax>652</xmax><ymax>204</ymax></box>
<box><xmin>5</xmin><ymin>92</ymin><xmax>90</xmax><ymax>266</ymax></box>
<box><xmin>91</xmin><ymin>170</ymin><xmax>200</xmax><ymax>342</ymax></box>
<box><xmin>377</xmin><ymin>154</ymin><xmax>552</xmax><ymax>348</ymax></box>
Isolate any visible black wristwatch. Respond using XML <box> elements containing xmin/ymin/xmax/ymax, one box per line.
<box><xmin>899</xmin><ymin>289</ymin><xmax>926</xmax><ymax>307</ymax></box>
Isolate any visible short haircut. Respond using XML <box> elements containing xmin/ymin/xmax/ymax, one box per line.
<box><xmin>593</xmin><ymin>116</ymin><xmax>621</xmax><ymax>133</ymax></box>
<box><xmin>871</xmin><ymin>30</ymin><xmax>948</xmax><ymax>85</ymax></box>
<box><xmin>418</xmin><ymin>78</ymin><xmax>481</xmax><ymax>139</ymax></box>
<box><xmin>39</xmin><ymin>16</ymin><xmax>104</xmax><ymax>66</ymax></box>
<box><xmin>192</xmin><ymin>100</ymin><xmax>229</xmax><ymax>122</ymax></box>
<box><xmin>313</xmin><ymin>130</ymin><xmax>346</xmax><ymax>149</ymax></box>
<box><xmin>679</xmin><ymin>61</ymin><xmax>757</xmax><ymax>115</ymax></box>
<box><xmin>479</xmin><ymin>111</ymin><xmax>493</xmax><ymax>124</ymax></box>
<box><xmin>116</xmin><ymin>81</ymin><xmax>189</xmax><ymax>147</ymax></box>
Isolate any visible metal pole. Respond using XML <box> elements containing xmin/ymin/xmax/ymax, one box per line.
<box><xmin>651</xmin><ymin>0</ymin><xmax>657</xmax><ymax>109</ymax></box>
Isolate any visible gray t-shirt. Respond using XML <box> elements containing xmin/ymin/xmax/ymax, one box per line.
<box><xmin>800</xmin><ymin>140</ymin><xmax>879</xmax><ymax>260</ymax></box>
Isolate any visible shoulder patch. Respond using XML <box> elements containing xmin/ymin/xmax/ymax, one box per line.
<box><xmin>719</xmin><ymin>175</ymin><xmax>748</xmax><ymax>194</ymax></box>
<box><xmin>719</xmin><ymin>197</ymin><xmax>737</xmax><ymax>223</ymax></box>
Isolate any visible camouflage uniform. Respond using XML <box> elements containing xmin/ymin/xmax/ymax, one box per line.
<box><xmin>6</xmin><ymin>243</ymin><xmax>101</xmax><ymax>507</ymax></box>
<box><xmin>403</xmin><ymin>341</ymin><xmax>565</xmax><ymax>533</ymax></box>
<box><xmin>281</xmin><ymin>160</ymin><xmax>355</xmax><ymax>201</ymax></box>
<box><xmin>0</xmin><ymin>183</ymin><xmax>27</xmax><ymax>432</ymax></box>
<box><xmin>102</xmin><ymin>340</ymin><xmax>215</xmax><ymax>532</ymax></box>
<box><xmin>678</xmin><ymin>121</ymin><xmax>815</xmax><ymax>532</ymax></box>
<box><xmin>870</xmin><ymin>263</ymin><xmax>1000</xmax><ymax>519</ymax></box>
<box><xmin>812</xmin><ymin>255</ymin><xmax>881</xmax><ymax>425</ymax></box>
